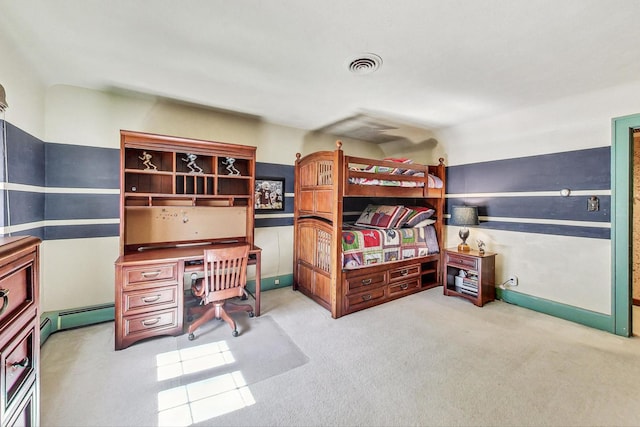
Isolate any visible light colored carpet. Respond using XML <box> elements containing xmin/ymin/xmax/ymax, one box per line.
<box><xmin>41</xmin><ymin>287</ymin><xmax>640</xmax><ymax>427</ymax></box>
<box><xmin>41</xmin><ymin>313</ymin><xmax>308</xmax><ymax>426</ymax></box>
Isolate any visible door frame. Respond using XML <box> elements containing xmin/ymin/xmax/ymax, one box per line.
<box><xmin>612</xmin><ymin>113</ymin><xmax>640</xmax><ymax>336</ymax></box>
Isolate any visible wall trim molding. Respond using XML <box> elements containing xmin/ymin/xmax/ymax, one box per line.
<box><xmin>611</xmin><ymin>113</ymin><xmax>640</xmax><ymax>337</ymax></box>
<box><xmin>40</xmin><ymin>274</ymin><xmax>295</xmax><ymax>345</ymax></box>
<box><xmin>496</xmin><ymin>288</ymin><xmax>612</xmax><ymax>332</ymax></box>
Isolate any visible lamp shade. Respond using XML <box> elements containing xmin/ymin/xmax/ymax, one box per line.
<box><xmin>450</xmin><ymin>206</ymin><xmax>479</xmax><ymax>226</ymax></box>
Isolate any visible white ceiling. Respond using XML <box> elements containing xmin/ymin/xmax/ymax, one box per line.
<box><xmin>2</xmin><ymin>0</ymin><xmax>640</xmax><ymax>138</ymax></box>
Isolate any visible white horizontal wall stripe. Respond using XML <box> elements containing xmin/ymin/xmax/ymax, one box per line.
<box><xmin>445</xmin><ymin>214</ymin><xmax>609</xmax><ymax>228</ymax></box>
<box><xmin>0</xmin><ymin>182</ymin><xmax>119</xmax><ymax>194</ymax></box>
<box><xmin>0</xmin><ymin>218</ymin><xmax>120</xmax><ymax>235</ymax></box>
<box><xmin>479</xmin><ymin>216</ymin><xmax>610</xmax><ymax>228</ymax></box>
<box><xmin>255</xmin><ymin>212</ymin><xmax>294</xmax><ymax>219</ymax></box>
<box><xmin>447</xmin><ymin>189</ymin><xmax>610</xmax><ymax>198</ymax></box>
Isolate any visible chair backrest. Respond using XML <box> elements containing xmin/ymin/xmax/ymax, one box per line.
<box><xmin>203</xmin><ymin>244</ymin><xmax>250</xmax><ymax>302</ymax></box>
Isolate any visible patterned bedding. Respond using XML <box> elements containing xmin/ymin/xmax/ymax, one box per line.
<box><xmin>341</xmin><ymin>225</ymin><xmax>439</xmax><ymax>269</ymax></box>
<box><xmin>348</xmin><ymin>173</ymin><xmax>443</xmax><ymax>188</ymax></box>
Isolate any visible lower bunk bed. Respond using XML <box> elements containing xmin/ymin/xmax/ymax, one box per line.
<box><xmin>293</xmin><ymin>141</ymin><xmax>446</xmax><ymax>318</ymax></box>
<box><xmin>295</xmin><ymin>217</ymin><xmax>442</xmax><ymax>317</ymax></box>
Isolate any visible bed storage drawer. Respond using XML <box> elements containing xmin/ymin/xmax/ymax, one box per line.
<box><xmin>345</xmin><ymin>272</ymin><xmax>386</xmax><ymax>293</ymax></box>
<box><xmin>388</xmin><ymin>264</ymin><xmax>420</xmax><ymax>282</ymax></box>
<box><xmin>446</xmin><ymin>253</ymin><xmax>478</xmax><ymax>270</ymax></box>
<box><xmin>388</xmin><ymin>279</ymin><xmax>421</xmax><ymax>297</ymax></box>
<box><xmin>344</xmin><ymin>287</ymin><xmax>386</xmax><ymax>312</ymax></box>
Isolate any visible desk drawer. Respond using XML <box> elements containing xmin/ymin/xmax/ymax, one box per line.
<box><xmin>124</xmin><ymin>308</ymin><xmax>179</xmax><ymax>336</ymax></box>
<box><xmin>123</xmin><ymin>263</ymin><xmax>178</xmax><ymax>290</ymax></box>
<box><xmin>446</xmin><ymin>253</ymin><xmax>478</xmax><ymax>270</ymax></box>
<box><xmin>123</xmin><ymin>286</ymin><xmax>178</xmax><ymax>316</ymax></box>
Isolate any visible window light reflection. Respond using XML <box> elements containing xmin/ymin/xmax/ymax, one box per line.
<box><xmin>155</xmin><ymin>341</ymin><xmax>235</xmax><ymax>381</ymax></box>
<box><xmin>157</xmin><ymin>370</ymin><xmax>255</xmax><ymax>426</ymax></box>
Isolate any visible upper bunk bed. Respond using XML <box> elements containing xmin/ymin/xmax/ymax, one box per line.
<box><xmin>295</xmin><ymin>141</ymin><xmax>445</xmax><ymax>222</ymax></box>
<box><xmin>293</xmin><ymin>141</ymin><xmax>447</xmax><ymax>318</ymax></box>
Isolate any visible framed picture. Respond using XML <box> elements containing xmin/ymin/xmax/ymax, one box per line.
<box><xmin>255</xmin><ymin>177</ymin><xmax>285</xmax><ymax>212</ymax></box>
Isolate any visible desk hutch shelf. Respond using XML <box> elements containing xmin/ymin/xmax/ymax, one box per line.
<box><xmin>115</xmin><ymin>131</ymin><xmax>258</xmax><ymax>350</ymax></box>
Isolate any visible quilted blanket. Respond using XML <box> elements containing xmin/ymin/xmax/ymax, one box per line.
<box><xmin>341</xmin><ymin>225</ymin><xmax>439</xmax><ymax>269</ymax></box>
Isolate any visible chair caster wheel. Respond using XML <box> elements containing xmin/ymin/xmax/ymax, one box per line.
<box><xmin>232</xmin><ymin>330</ymin><xmax>239</xmax><ymax>337</ymax></box>
<box><xmin>248</xmin><ymin>311</ymin><xmax>254</xmax><ymax>318</ymax></box>
<box><xmin>188</xmin><ymin>333</ymin><xmax>195</xmax><ymax>341</ymax></box>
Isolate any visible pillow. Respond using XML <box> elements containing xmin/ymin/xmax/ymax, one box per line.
<box><xmin>412</xmin><ymin>218</ymin><xmax>436</xmax><ymax>227</ymax></box>
<box><xmin>364</xmin><ymin>158</ymin><xmax>413</xmax><ymax>174</ymax></box>
<box><xmin>355</xmin><ymin>205</ymin><xmax>404</xmax><ymax>229</ymax></box>
<box><xmin>402</xmin><ymin>206</ymin><xmax>435</xmax><ymax>228</ymax></box>
<box><xmin>392</xmin><ymin>207</ymin><xmax>413</xmax><ymax>227</ymax></box>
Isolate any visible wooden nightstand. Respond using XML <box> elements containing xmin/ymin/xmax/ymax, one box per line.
<box><xmin>444</xmin><ymin>248</ymin><xmax>496</xmax><ymax>306</ymax></box>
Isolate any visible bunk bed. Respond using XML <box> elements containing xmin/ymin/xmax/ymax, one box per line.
<box><xmin>293</xmin><ymin>141</ymin><xmax>446</xmax><ymax>318</ymax></box>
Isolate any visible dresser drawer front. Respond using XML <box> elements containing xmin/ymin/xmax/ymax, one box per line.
<box><xmin>124</xmin><ymin>308</ymin><xmax>179</xmax><ymax>336</ymax></box>
<box><xmin>123</xmin><ymin>286</ymin><xmax>178</xmax><ymax>315</ymax></box>
<box><xmin>1</xmin><ymin>317</ymin><xmax>37</xmax><ymax>414</ymax></box>
<box><xmin>446</xmin><ymin>253</ymin><xmax>478</xmax><ymax>270</ymax></box>
<box><xmin>345</xmin><ymin>287</ymin><xmax>386</xmax><ymax>312</ymax></box>
<box><xmin>0</xmin><ymin>252</ymin><xmax>36</xmax><ymax>328</ymax></box>
<box><xmin>345</xmin><ymin>272</ymin><xmax>386</xmax><ymax>293</ymax></box>
<box><xmin>388</xmin><ymin>279</ymin><xmax>421</xmax><ymax>297</ymax></box>
<box><xmin>388</xmin><ymin>264</ymin><xmax>420</xmax><ymax>282</ymax></box>
<box><xmin>123</xmin><ymin>263</ymin><xmax>178</xmax><ymax>289</ymax></box>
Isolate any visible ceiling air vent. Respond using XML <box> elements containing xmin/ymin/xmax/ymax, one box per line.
<box><xmin>348</xmin><ymin>53</ymin><xmax>382</xmax><ymax>75</ymax></box>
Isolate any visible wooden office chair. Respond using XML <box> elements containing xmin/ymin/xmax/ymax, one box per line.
<box><xmin>187</xmin><ymin>245</ymin><xmax>254</xmax><ymax>339</ymax></box>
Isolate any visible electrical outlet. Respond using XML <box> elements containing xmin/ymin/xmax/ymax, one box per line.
<box><xmin>274</xmin><ymin>279</ymin><xmax>280</xmax><ymax>285</ymax></box>
<box><xmin>508</xmin><ymin>275</ymin><xmax>519</xmax><ymax>286</ymax></box>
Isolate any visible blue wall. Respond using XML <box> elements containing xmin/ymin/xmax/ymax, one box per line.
<box><xmin>1</xmin><ymin>122</ymin><xmax>294</xmax><ymax>239</ymax></box>
<box><xmin>446</xmin><ymin>147</ymin><xmax>610</xmax><ymax>239</ymax></box>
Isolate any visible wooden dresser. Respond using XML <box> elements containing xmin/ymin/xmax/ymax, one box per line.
<box><xmin>0</xmin><ymin>236</ymin><xmax>41</xmax><ymax>426</ymax></box>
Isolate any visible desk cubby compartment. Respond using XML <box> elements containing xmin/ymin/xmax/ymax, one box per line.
<box><xmin>218</xmin><ymin>176</ymin><xmax>251</xmax><ymax>195</ymax></box>
<box><xmin>125</xmin><ymin>148</ymin><xmax>173</xmax><ymax>172</ymax></box>
<box><xmin>217</xmin><ymin>157</ymin><xmax>250</xmax><ymax>176</ymax></box>
<box><xmin>125</xmin><ymin>172</ymin><xmax>173</xmax><ymax>194</ymax></box>
<box><xmin>176</xmin><ymin>174</ymin><xmax>211</xmax><ymax>195</ymax></box>
<box><xmin>176</xmin><ymin>152</ymin><xmax>213</xmax><ymax>174</ymax></box>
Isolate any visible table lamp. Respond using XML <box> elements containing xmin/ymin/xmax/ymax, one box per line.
<box><xmin>450</xmin><ymin>205</ymin><xmax>479</xmax><ymax>252</ymax></box>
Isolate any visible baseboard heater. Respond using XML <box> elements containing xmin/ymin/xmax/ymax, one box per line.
<box><xmin>40</xmin><ymin>303</ymin><xmax>115</xmax><ymax>345</ymax></box>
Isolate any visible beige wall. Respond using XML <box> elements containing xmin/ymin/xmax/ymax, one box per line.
<box><xmin>437</xmin><ymin>81</ymin><xmax>640</xmax><ymax>315</ymax></box>
<box><xmin>40</xmin><ymin>85</ymin><xmax>384</xmax><ymax>311</ymax></box>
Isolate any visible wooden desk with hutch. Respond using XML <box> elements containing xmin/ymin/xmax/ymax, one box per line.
<box><xmin>114</xmin><ymin>131</ymin><xmax>260</xmax><ymax>351</ymax></box>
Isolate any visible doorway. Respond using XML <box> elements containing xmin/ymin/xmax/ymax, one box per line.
<box><xmin>633</xmin><ymin>129</ymin><xmax>640</xmax><ymax>336</ymax></box>
<box><xmin>612</xmin><ymin>113</ymin><xmax>640</xmax><ymax>337</ymax></box>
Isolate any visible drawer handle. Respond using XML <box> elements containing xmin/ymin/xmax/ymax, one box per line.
<box><xmin>141</xmin><ymin>317</ymin><xmax>161</xmax><ymax>327</ymax></box>
<box><xmin>10</xmin><ymin>357</ymin><xmax>29</xmax><ymax>369</ymax></box>
<box><xmin>400</xmin><ymin>269</ymin><xmax>409</xmax><ymax>276</ymax></box>
<box><xmin>142</xmin><ymin>295</ymin><xmax>161</xmax><ymax>303</ymax></box>
<box><xmin>0</xmin><ymin>288</ymin><xmax>9</xmax><ymax>315</ymax></box>
<box><xmin>141</xmin><ymin>271</ymin><xmax>162</xmax><ymax>279</ymax></box>
<box><xmin>400</xmin><ymin>284</ymin><xmax>409</xmax><ymax>290</ymax></box>
<box><xmin>361</xmin><ymin>294</ymin><xmax>372</xmax><ymax>301</ymax></box>
<box><xmin>361</xmin><ymin>278</ymin><xmax>372</xmax><ymax>285</ymax></box>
